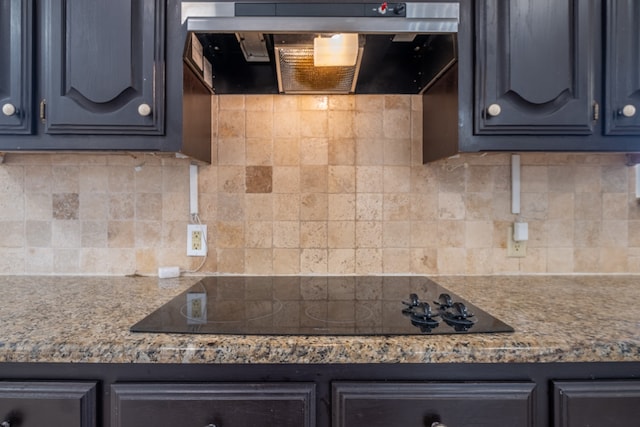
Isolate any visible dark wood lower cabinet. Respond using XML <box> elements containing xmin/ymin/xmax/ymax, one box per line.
<box><xmin>553</xmin><ymin>380</ymin><xmax>640</xmax><ymax>427</ymax></box>
<box><xmin>0</xmin><ymin>381</ymin><xmax>97</xmax><ymax>427</ymax></box>
<box><xmin>333</xmin><ymin>382</ymin><xmax>536</xmax><ymax>427</ymax></box>
<box><xmin>111</xmin><ymin>383</ymin><xmax>315</xmax><ymax>427</ymax></box>
<box><xmin>2</xmin><ymin>363</ymin><xmax>640</xmax><ymax>427</ymax></box>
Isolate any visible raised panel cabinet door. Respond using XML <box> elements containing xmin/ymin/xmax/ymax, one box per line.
<box><xmin>0</xmin><ymin>0</ymin><xmax>32</xmax><ymax>134</ymax></box>
<box><xmin>333</xmin><ymin>382</ymin><xmax>536</xmax><ymax>427</ymax></box>
<box><xmin>0</xmin><ymin>381</ymin><xmax>97</xmax><ymax>427</ymax></box>
<box><xmin>475</xmin><ymin>0</ymin><xmax>597</xmax><ymax>135</ymax></box>
<box><xmin>554</xmin><ymin>380</ymin><xmax>640</xmax><ymax>426</ymax></box>
<box><xmin>43</xmin><ymin>0</ymin><xmax>165</xmax><ymax>135</ymax></box>
<box><xmin>111</xmin><ymin>383</ymin><xmax>316</xmax><ymax>427</ymax></box>
<box><xmin>605</xmin><ymin>0</ymin><xmax>640</xmax><ymax>135</ymax></box>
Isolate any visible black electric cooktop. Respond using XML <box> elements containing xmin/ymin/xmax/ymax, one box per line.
<box><xmin>131</xmin><ymin>276</ymin><xmax>513</xmax><ymax>336</ymax></box>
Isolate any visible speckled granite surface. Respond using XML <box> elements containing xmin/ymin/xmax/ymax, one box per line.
<box><xmin>0</xmin><ymin>275</ymin><xmax>638</xmax><ymax>364</ymax></box>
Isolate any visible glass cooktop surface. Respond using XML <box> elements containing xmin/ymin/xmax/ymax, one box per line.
<box><xmin>131</xmin><ymin>276</ymin><xmax>513</xmax><ymax>335</ymax></box>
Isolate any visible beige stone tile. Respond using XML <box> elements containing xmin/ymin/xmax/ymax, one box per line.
<box><xmin>0</xmin><ymin>221</ymin><xmax>24</xmax><ymax>247</ymax></box>
<box><xmin>300</xmin><ymin>249</ymin><xmax>328</xmax><ymax>273</ymax></box>
<box><xmin>245</xmin><ymin>248</ymin><xmax>273</xmax><ymax>274</ymax></box>
<box><xmin>520</xmin><ymin>192</ymin><xmax>548</xmax><ymax>220</ymax></box>
<box><xmin>328</xmin><ymin>166</ymin><xmax>355</xmax><ymax>193</ymax></box>
<box><xmin>355</xmin><ymin>95</ymin><xmax>384</xmax><ymax>112</ymax></box>
<box><xmin>217</xmin><ymin>193</ymin><xmax>244</xmax><ymax>221</ymax></box>
<box><xmin>328</xmin><ymin>194</ymin><xmax>355</xmax><ymax>221</ymax></box>
<box><xmin>246</xmin><ymin>138</ymin><xmax>273</xmax><ymax>166</ymax></box>
<box><xmin>410</xmin><ymin>248</ymin><xmax>437</xmax><ymax>274</ymax></box>
<box><xmin>438</xmin><ymin>192</ymin><xmax>465</xmax><ymax>220</ymax></box>
<box><xmin>382</xmin><ymin>221</ymin><xmax>410</xmax><ymax>247</ymax></box>
<box><xmin>574</xmin><ymin>220</ymin><xmax>601</xmax><ymax>248</ymax></box>
<box><xmin>135</xmin><ymin>193</ymin><xmax>162</xmax><ymax>221</ymax></box>
<box><xmin>356</xmin><ymin>193</ymin><xmax>383</xmax><ymax>221</ymax></box>
<box><xmin>272</xmin><ymin>167</ymin><xmax>300</xmax><ymax>194</ymax></box>
<box><xmin>79</xmin><ymin>248</ymin><xmax>110</xmax><ymax>273</ymax></box>
<box><xmin>466</xmin><ymin>165</ymin><xmax>494</xmax><ymax>193</ymax></box>
<box><xmin>356</xmin><ymin>166</ymin><xmax>383</xmax><ymax>193</ymax></box>
<box><xmin>491</xmin><ymin>248</ymin><xmax>521</xmax><ymax>274</ymax></box>
<box><xmin>328</xmin><ymin>249</ymin><xmax>356</xmax><ymax>274</ymax></box>
<box><xmin>601</xmin><ymin>220</ymin><xmax>628</xmax><ymax>247</ymax></box>
<box><xmin>79</xmin><ymin>165</ymin><xmax>109</xmax><ymax>193</ymax></box>
<box><xmin>81</xmin><ymin>221</ymin><xmax>107</xmax><ymax>248</ymax></box>
<box><xmin>300</xmin><ymin>166</ymin><xmax>327</xmax><ymax>192</ymax></box>
<box><xmin>109</xmin><ymin>193</ymin><xmax>135</xmax><ymax>220</ymax></box>
<box><xmin>161</xmin><ymin>221</ymin><xmax>188</xmax><ymax>248</ymax></box>
<box><xmin>135</xmin><ymin>248</ymin><xmax>158</xmax><ymax>274</ymax></box>
<box><xmin>273</xmin><ymin>221</ymin><xmax>300</xmax><ymax>248</ymax></box>
<box><xmin>490</xmin><ymin>191</ymin><xmax>513</xmax><ymax>221</ymax></box>
<box><xmin>53</xmin><ymin>248</ymin><xmax>80</xmax><ymax>274</ymax></box>
<box><xmin>216</xmin><ymin>221</ymin><xmax>245</xmax><ymax>248</ymax></box>
<box><xmin>521</xmin><ymin>165</ymin><xmax>548</xmax><ymax>192</ymax></box>
<box><xmin>437</xmin><ymin>220</ymin><xmax>465</xmax><ymax>248</ymax></box>
<box><xmin>602</xmin><ymin>193</ymin><xmax>628</xmax><ymax>220</ymax></box>
<box><xmin>410</xmin><ymin>193</ymin><xmax>438</xmax><ymax>221</ymax></box>
<box><xmin>108</xmin><ymin>166</ymin><xmax>135</xmax><ymax>193</ymax></box>
<box><xmin>24</xmin><ymin>165</ymin><xmax>51</xmax><ymax>193</ymax></box>
<box><xmin>134</xmin><ymin>165</ymin><xmax>163</xmax><ymax>193</ymax></box>
<box><xmin>599</xmin><ymin>247</ymin><xmax>628</xmax><ymax>272</ymax></box>
<box><xmin>273</xmin><ymin>111</ymin><xmax>299</xmax><ymax>138</ymax></box>
<box><xmin>300</xmin><ymin>111</ymin><xmax>328</xmax><ymax>138</ymax></box>
<box><xmin>547</xmin><ymin>247</ymin><xmax>574</xmax><ymax>272</ymax></box>
<box><xmin>545</xmin><ymin>220</ymin><xmax>574</xmax><ymax>247</ymax></box>
<box><xmin>602</xmin><ymin>165</ymin><xmax>627</xmax><ymax>193</ymax></box>
<box><xmin>465</xmin><ymin>220</ymin><xmax>494</xmax><ymax>248</ymax></box>
<box><xmin>246</xmin><ymin>166</ymin><xmax>272</xmax><ymax>194</ymax></box>
<box><xmin>327</xmin><ymin>221</ymin><xmax>355</xmax><ymax>249</ymax></box>
<box><xmin>273</xmin><ymin>248</ymin><xmax>300</xmax><ymax>274</ymax></box>
<box><xmin>218</xmin><ymin>110</ymin><xmax>245</xmax><ymax>139</ymax></box>
<box><xmin>52</xmin><ymin>165</ymin><xmax>79</xmax><ymax>193</ymax></box>
<box><xmin>384</xmin><ymin>194</ymin><xmax>412</xmax><ymax>221</ymax></box>
<box><xmin>465</xmin><ymin>248</ymin><xmax>494</xmax><ymax>274</ymax></box>
<box><xmin>0</xmin><ymin>248</ymin><xmax>24</xmax><ymax>274</ymax></box>
<box><xmin>410</xmin><ymin>165</ymin><xmax>438</xmax><ymax>193</ymax></box>
<box><xmin>135</xmin><ymin>221</ymin><xmax>162</xmax><ymax>248</ymax></box>
<box><xmin>246</xmin><ymin>111</ymin><xmax>274</xmax><ymax>139</ymax></box>
<box><xmin>519</xmin><ymin>247</ymin><xmax>547</xmax><ymax>273</ymax></box>
<box><xmin>328</xmin><ymin>138</ymin><xmax>355</xmax><ymax>165</ymax></box>
<box><xmin>298</xmin><ymin>95</ymin><xmax>329</xmax><ymax>111</ymax></box>
<box><xmin>465</xmin><ymin>192</ymin><xmax>493</xmax><ymax>220</ymax></box>
<box><xmin>436</xmin><ymin>247</ymin><xmax>466</xmax><ymax>274</ymax></box>
<box><xmin>383</xmin><ymin>166</ymin><xmax>411</xmax><ymax>193</ymax></box>
<box><xmin>628</xmin><ymin>220</ymin><xmax>640</xmax><ymax>247</ymax></box>
<box><xmin>162</xmin><ymin>165</ymin><xmax>188</xmax><ymax>193</ymax></box>
<box><xmin>355</xmin><ymin>137</ymin><xmax>384</xmax><ymax>165</ymax></box>
<box><xmin>355</xmin><ymin>221</ymin><xmax>382</xmax><ymax>248</ymax></box>
<box><xmin>245</xmin><ymin>95</ymin><xmax>272</xmax><ymax>111</ymax></box>
<box><xmin>273</xmin><ymin>138</ymin><xmax>300</xmax><ymax>166</ymax></box>
<box><xmin>198</xmin><ymin>165</ymin><xmax>217</xmax><ymax>193</ymax></box>
<box><xmin>52</xmin><ymin>219</ymin><xmax>81</xmax><ymax>248</ymax></box>
<box><xmin>410</xmin><ymin>221</ymin><xmax>437</xmax><ymax>248</ymax></box>
<box><xmin>573</xmin><ymin>248</ymin><xmax>601</xmax><ymax>272</ymax></box>
<box><xmin>25</xmin><ymin>220</ymin><xmax>51</xmax><ymax>247</ymax></box>
<box><xmin>575</xmin><ymin>165</ymin><xmax>602</xmax><ymax>193</ymax></box>
<box><xmin>300</xmin><ymin>221</ymin><xmax>327</xmax><ymax>248</ymax></box>
<box><xmin>107</xmin><ymin>221</ymin><xmax>135</xmax><ymax>248</ymax></box>
<box><xmin>575</xmin><ymin>193</ymin><xmax>602</xmax><ymax>220</ymax></box>
<box><xmin>25</xmin><ymin>247</ymin><xmax>53</xmax><ymax>273</ymax></box>
<box><xmin>79</xmin><ymin>193</ymin><xmax>108</xmax><ymax>221</ymax></box>
<box><xmin>218</xmin><ymin>137</ymin><xmax>246</xmax><ymax>166</ymax></box>
<box><xmin>301</xmin><ymin>193</ymin><xmax>328</xmax><ymax>220</ymax></box>
<box><xmin>437</xmin><ymin>162</ymin><xmax>465</xmax><ymax>192</ymax></box>
<box><xmin>383</xmin><ymin>110</ymin><xmax>411</xmax><ymax>140</ymax></box>
<box><xmin>218</xmin><ymin>95</ymin><xmax>245</xmax><ymax>110</ymax></box>
<box><xmin>328</xmin><ymin>111</ymin><xmax>355</xmax><ymax>140</ymax></box>
<box><xmin>244</xmin><ymin>193</ymin><xmax>273</xmax><ymax>221</ymax></box>
<box><xmin>273</xmin><ymin>193</ymin><xmax>300</xmax><ymax>221</ymax></box>
<box><xmin>355</xmin><ymin>248</ymin><xmax>382</xmax><ymax>274</ymax></box>
<box><xmin>300</xmin><ymin>138</ymin><xmax>328</xmax><ymax>165</ymax></box>
<box><xmin>383</xmin><ymin>248</ymin><xmax>410</xmax><ymax>273</ymax></box>
<box><xmin>53</xmin><ymin>193</ymin><xmax>79</xmax><ymax>220</ymax></box>
<box><xmin>245</xmin><ymin>221</ymin><xmax>273</xmax><ymax>248</ymax></box>
<box><xmin>548</xmin><ymin>193</ymin><xmax>574</xmax><ymax>220</ymax></box>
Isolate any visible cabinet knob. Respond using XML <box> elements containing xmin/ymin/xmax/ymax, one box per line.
<box><xmin>487</xmin><ymin>103</ymin><xmax>501</xmax><ymax>117</ymax></box>
<box><xmin>621</xmin><ymin>104</ymin><xmax>637</xmax><ymax>118</ymax></box>
<box><xmin>137</xmin><ymin>103</ymin><xmax>152</xmax><ymax>117</ymax></box>
<box><xmin>1</xmin><ymin>103</ymin><xmax>16</xmax><ymax>117</ymax></box>
<box><xmin>1</xmin><ymin>421</ymin><xmax>11</xmax><ymax>427</ymax></box>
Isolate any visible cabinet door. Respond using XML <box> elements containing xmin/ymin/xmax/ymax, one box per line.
<box><xmin>111</xmin><ymin>383</ymin><xmax>315</xmax><ymax>427</ymax></box>
<box><xmin>0</xmin><ymin>381</ymin><xmax>96</xmax><ymax>427</ymax></box>
<box><xmin>605</xmin><ymin>0</ymin><xmax>640</xmax><ymax>135</ymax></box>
<box><xmin>0</xmin><ymin>0</ymin><xmax>32</xmax><ymax>134</ymax></box>
<box><xmin>333</xmin><ymin>382</ymin><xmax>536</xmax><ymax>427</ymax></box>
<box><xmin>554</xmin><ymin>380</ymin><xmax>640</xmax><ymax>426</ymax></box>
<box><xmin>42</xmin><ymin>0</ymin><xmax>164</xmax><ymax>135</ymax></box>
<box><xmin>475</xmin><ymin>0</ymin><xmax>597</xmax><ymax>135</ymax></box>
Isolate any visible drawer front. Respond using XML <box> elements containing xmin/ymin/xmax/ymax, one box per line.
<box><xmin>111</xmin><ymin>383</ymin><xmax>315</xmax><ymax>427</ymax></box>
<box><xmin>333</xmin><ymin>381</ymin><xmax>536</xmax><ymax>427</ymax></box>
<box><xmin>554</xmin><ymin>380</ymin><xmax>640</xmax><ymax>426</ymax></box>
<box><xmin>0</xmin><ymin>381</ymin><xmax>97</xmax><ymax>427</ymax></box>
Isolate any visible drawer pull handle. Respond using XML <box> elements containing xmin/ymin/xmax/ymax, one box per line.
<box><xmin>1</xmin><ymin>103</ymin><xmax>16</xmax><ymax>117</ymax></box>
<box><xmin>621</xmin><ymin>104</ymin><xmax>637</xmax><ymax>118</ymax></box>
<box><xmin>486</xmin><ymin>103</ymin><xmax>501</xmax><ymax>117</ymax></box>
<box><xmin>138</xmin><ymin>103</ymin><xmax>152</xmax><ymax>117</ymax></box>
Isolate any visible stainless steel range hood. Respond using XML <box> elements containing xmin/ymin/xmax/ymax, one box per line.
<box><xmin>182</xmin><ymin>2</ymin><xmax>459</xmax><ymax>95</ymax></box>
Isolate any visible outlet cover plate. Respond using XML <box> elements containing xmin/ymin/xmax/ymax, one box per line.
<box><xmin>187</xmin><ymin>224</ymin><xmax>207</xmax><ymax>256</ymax></box>
<box><xmin>507</xmin><ymin>225</ymin><xmax>526</xmax><ymax>258</ymax></box>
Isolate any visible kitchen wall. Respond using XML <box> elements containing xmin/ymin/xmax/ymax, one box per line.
<box><xmin>1</xmin><ymin>94</ymin><xmax>639</xmax><ymax>276</ymax></box>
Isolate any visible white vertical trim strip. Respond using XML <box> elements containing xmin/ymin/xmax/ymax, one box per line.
<box><xmin>511</xmin><ymin>154</ymin><xmax>521</xmax><ymax>214</ymax></box>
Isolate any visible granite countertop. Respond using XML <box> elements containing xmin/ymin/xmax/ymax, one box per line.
<box><xmin>0</xmin><ymin>275</ymin><xmax>638</xmax><ymax>364</ymax></box>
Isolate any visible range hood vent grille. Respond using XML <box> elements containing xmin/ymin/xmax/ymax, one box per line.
<box><xmin>274</xmin><ymin>43</ymin><xmax>363</xmax><ymax>94</ymax></box>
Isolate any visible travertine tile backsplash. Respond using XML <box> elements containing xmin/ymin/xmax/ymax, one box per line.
<box><xmin>0</xmin><ymin>94</ymin><xmax>639</xmax><ymax>275</ymax></box>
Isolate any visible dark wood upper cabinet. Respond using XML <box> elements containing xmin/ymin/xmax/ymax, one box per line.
<box><xmin>475</xmin><ymin>0</ymin><xmax>597</xmax><ymax>135</ymax></box>
<box><xmin>604</xmin><ymin>0</ymin><xmax>640</xmax><ymax>135</ymax></box>
<box><xmin>0</xmin><ymin>0</ymin><xmax>33</xmax><ymax>134</ymax></box>
<box><xmin>42</xmin><ymin>0</ymin><xmax>165</xmax><ymax>135</ymax></box>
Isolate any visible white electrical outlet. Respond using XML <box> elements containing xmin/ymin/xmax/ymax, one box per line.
<box><xmin>507</xmin><ymin>225</ymin><xmax>527</xmax><ymax>258</ymax></box>
<box><xmin>186</xmin><ymin>292</ymin><xmax>207</xmax><ymax>324</ymax></box>
<box><xmin>187</xmin><ymin>224</ymin><xmax>207</xmax><ymax>256</ymax></box>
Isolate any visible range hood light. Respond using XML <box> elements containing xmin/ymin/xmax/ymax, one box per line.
<box><xmin>313</xmin><ymin>33</ymin><xmax>359</xmax><ymax>67</ymax></box>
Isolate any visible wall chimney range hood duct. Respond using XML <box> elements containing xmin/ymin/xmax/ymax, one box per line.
<box><xmin>182</xmin><ymin>2</ymin><xmax>460</xmax><ymax>95</ymax></box>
